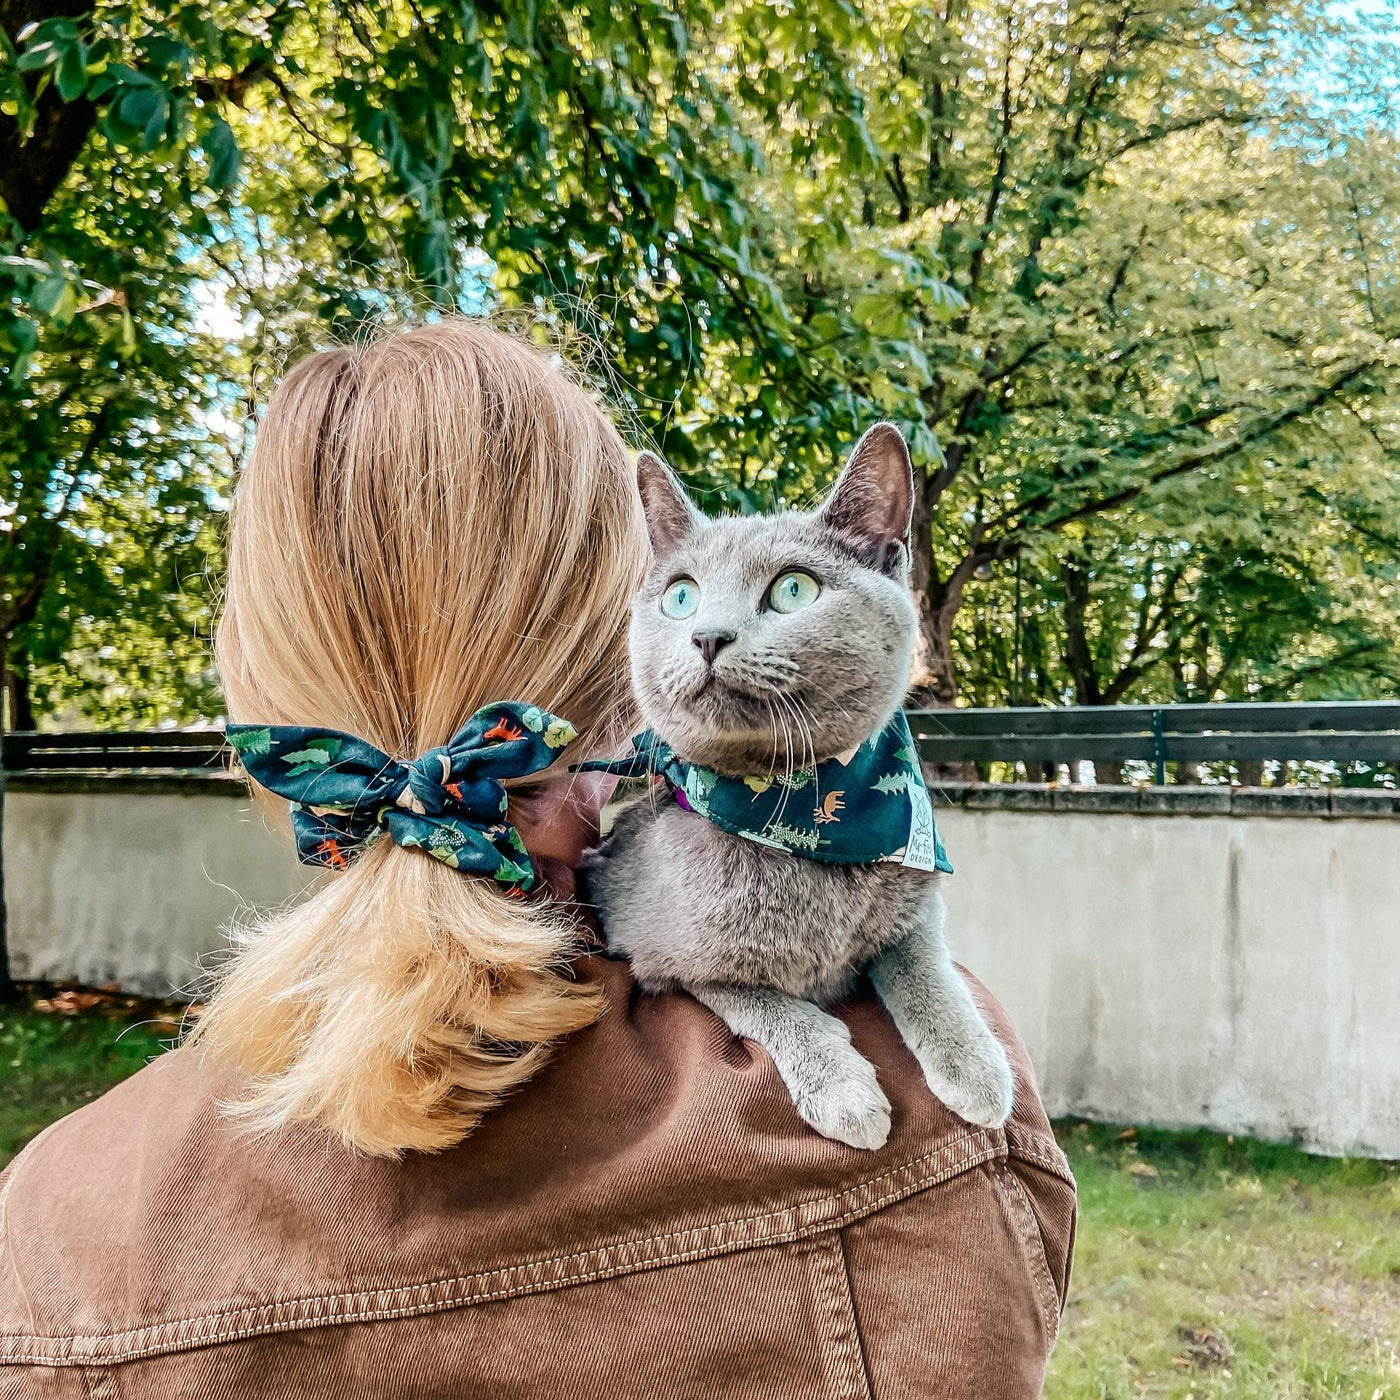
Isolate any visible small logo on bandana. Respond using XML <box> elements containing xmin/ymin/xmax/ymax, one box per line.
<box><xmin>901</xmin><ymin>779</ymin><xmax>941</xmax><ymax>871</ymax></box>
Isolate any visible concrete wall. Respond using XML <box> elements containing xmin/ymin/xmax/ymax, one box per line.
<box><xmin>5</xmin><ymin>777</ymin><xmax>1398</xmax><ymax>1157</ymax></box>
<box><xmin>935</xmin><ymin>794</ymin><xmax>1400</xmax><ymax>1160</ymax></box>
<box><xmin>4</xmin><ymin>778</ymin><xmax>306</xmax><ymax>997</ymax></box>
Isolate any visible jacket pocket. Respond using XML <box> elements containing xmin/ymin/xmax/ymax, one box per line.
<box><xmin>997</xmin><ymin>1127</ymin><xmax>1077</xmax><ymax>1349</ymax></box>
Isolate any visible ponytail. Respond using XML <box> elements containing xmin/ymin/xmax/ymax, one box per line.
<box><xmin>190</xmin><ymin>319</ymin><xmax>645</xmax><ymax>1155</ymax></box>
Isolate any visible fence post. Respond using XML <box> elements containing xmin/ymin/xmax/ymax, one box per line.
<box><xmin>1152</xmin><ymin>708</ymin><xmax>1167</xmax><ymax>785</ymax></box>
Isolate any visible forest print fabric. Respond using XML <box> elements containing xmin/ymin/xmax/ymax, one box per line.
<box><xmin>226</xmin><ymin>703</ymin><xmax>578</xmax><ymax>891</ymax></box>
<box><xmin>581</xmin><ymin>712</ymin><xmax>952</xmax><ymax>874</ymax></box>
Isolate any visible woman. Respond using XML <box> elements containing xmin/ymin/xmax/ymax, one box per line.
<box><xmin>0</xmin><ymin>322</ymin><xmax>1074</xmax><ymax>1399</ymax></box>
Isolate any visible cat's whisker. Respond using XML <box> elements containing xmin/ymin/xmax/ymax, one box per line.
<box><xmin>772</xmin><ymin>694</ymin><xmax>800</xmax><ymax>828</ymax></box>
<box><xmin>792</xmin><ymin>698</ymin><xmax>817</xmax><ymax>773</ymax></box>
<box><xmin>764</xmin><ymin>695</ymin><xmax>781</xmax><ymax>779</ymax></box>
<box><xmin>778</xmin><ymin>688</ymin><xmax>812</xmax><ymax>828</ymax></box>
<box><xmin>791</xmin><ymin>695</ymin><xmax>819</xmax><ymax>769</ymax></box>
<box><xmin>770</xmin><ymin>694</ymin><xmax>798</xmax><ymax>827</ymax></box>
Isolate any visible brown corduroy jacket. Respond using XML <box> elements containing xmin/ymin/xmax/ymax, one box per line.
<box><xmin>0</xmin><ymin>958</ymin><xmax>1074</xmax><ymax>1399</ymax></box>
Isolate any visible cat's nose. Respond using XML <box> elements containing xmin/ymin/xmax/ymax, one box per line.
<box><xmin>691</xmin><ymin>630</ymin><xmax>736</xmax><ymax>666</ymax></box>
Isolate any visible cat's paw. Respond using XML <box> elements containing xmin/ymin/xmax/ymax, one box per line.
<box><xmin>918</xmin><ymin>1033</ymin><xmax>1015</xmax><ymax>1129</ymax></box>
<box><xmin>791</xmin><ymin>1040</ymin><xmax>892</xmax><ymax>1150</ymax></box>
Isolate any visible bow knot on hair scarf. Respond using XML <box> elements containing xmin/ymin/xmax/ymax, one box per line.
<box><xmin>227</xmin><ymin>703</ymin><xmax>578</xmax><ymax>894</ymax></box>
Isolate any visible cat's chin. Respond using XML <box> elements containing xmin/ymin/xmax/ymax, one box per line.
<box><xmin>650</xmin><ymin>677</ymin><xmax>868</xmax><ymax>774</ymax></box>
<box><xmin>653</xmin><ymin>716</ymin><xmax>853</xmax><ymax>777</ymax></box>
<box><xmin>688</xmin><ymin>668</ymin><xmax>767</xmax><ymax>702</ymax></box>
<box><xmin>673</xmin><ymin>672</ymin><xmax>772</xmax><ymax>721</ymax></box>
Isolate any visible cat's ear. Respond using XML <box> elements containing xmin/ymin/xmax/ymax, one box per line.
<box><xmin>821</xmin><ymin>423</ymin><xmax>913</xmax><ymax>568</ymax></box>
<box><xmin>636</xmin><ymin>451</ymin><xmax>702</xmax><ymax>555</ymax></box>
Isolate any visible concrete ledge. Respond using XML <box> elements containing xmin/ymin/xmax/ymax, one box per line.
<box><xmin>8</xmin><ymin>771</ymin><xmax>1400</xmax><ymax>816</ymax></box>
<box><xmin>6</xmin><ymin>771</ymin><xmax>243</xmax><ymax>796</ymax></box>
<box><xmin>931</xmin><ymin>782</ymin><xmax>1400</xmax><ymax>818</ymax></box>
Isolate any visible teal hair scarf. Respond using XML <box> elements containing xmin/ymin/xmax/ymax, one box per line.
<box><xmin>226</xmin><ymin>702</ymin><xmax>578</xmax><ymax>893</ymax></box>
<box><xmin>580</xmin><ymin>711</ymin><xmax>952</xmax><ymax>874</ymax></box>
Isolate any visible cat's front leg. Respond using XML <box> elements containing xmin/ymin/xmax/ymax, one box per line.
<box><xmin>870</xmin><ymin>894</ymin><xmax>1014</xmax><ymax>1129</ymax></box>
<box><xmin>687</xmin><ymin>983</ymin><xmax>892</xmax><ymax>1150</ymax></box>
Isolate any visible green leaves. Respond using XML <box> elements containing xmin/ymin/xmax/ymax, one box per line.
<box><xmin>92</xmin><ymin>68</ymin><xmax>172</xmax><ymax>149</ymax></box>
<box><xmin>28</xmin><ymin>273</ymin><xmax>77</xmax><ymax>326</ymax></box>
<box><xmin>15</xmin><ymin>19</ymin><xmax>89</xmax><ymax>102</ymax></box>
<box><xmin>15</xmin><ymin>18</ymin><xmax>205</xmax><ymax>158</ymax></box>
<box><xmin>4</xmin><ymin>0</ymin><xmax>1400</xmax><ymax>729</ymax></box>
<box><xmin>202</xmin><ymin>116</ymin><xmax>241</xmax><ymax>191</ymax></box>
<box><xmin>116</xmin><ymin>84</ymin><xmax>166</xmax><ymax>145</ymax></box>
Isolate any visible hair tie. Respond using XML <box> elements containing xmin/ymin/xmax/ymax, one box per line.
<box><xmin>227</xmin><ymin>703</ymin><xmax>578</xmax><ymax>893</ymax></box>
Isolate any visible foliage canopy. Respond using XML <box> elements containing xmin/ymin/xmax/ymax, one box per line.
<box><xmin>2</xmin><ymin>0</ymin><xmax>1398</xmax><ymax>728</ymax></box>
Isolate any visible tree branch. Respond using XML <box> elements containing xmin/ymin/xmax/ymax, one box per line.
<box><xmin>987</xmin><ymin>357</ymin><xmax>1383</xmax><ymax>544</ymax></box>
<box><xmin>958</xmin><ymin>9</ymin><xmax>1015</xmax><ymax>312</ymax></box>
<box><xmin>0</xmin><ymin>0</ymin><xmax>96</xmax><ymax>231</ymax></box>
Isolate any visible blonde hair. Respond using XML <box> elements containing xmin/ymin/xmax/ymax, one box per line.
<box><xmin>190</xmin><ymin>320</ymin><xmax>647</xmax><ymax>1156</ymax></box>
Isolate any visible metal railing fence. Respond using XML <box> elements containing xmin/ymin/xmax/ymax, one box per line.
<box><xmin>907</xmin><ymin>701</ymin><xmax>1400</xmax><ymax>783</ymax></box>
<box><xmin>4</xmin><ymin>701</ymin><xmax>1400</xmax><ymax>784</ymax></box>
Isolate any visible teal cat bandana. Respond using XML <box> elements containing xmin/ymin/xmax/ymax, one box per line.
<box><xmin>580</xmin><ymin>712</ymin><xmax>951</xmax><ymax>873</ymax></box>
<box><xmin>226</xmin><ymin>702</ymin><xmax>579</xmax><ymax>892</ymax></box>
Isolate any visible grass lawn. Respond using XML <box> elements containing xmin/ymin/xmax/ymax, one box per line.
<box><xmin>1047</xmin><ymin>1121</ymin><xmax>1400</xmax><ymax>1400</ymax></box>
<box><xmin>0</xmin><ymin>995</ymin><xmax>1395</xmax><ymax>1396</ymax></box>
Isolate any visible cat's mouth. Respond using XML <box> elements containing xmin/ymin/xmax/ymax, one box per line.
<box><xmin>689</xmin><ymin>668</ymin><xmax>780</xmax><ymax>705</ymax></box>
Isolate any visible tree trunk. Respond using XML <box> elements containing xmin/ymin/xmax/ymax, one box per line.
<box><xmin>907</xmin><ymin>462</ymin><xmax>951</xmax><ymax>703</ymax></box>
<box><xmin>1094</xmin><ymin>759</ymin><xmax>1126</xmax><ymax>784</ymax></box>
<box><xmin>916</xmin><ymin>605</ymin><xmax>960</xmax><ymax>707</ymax></box>
<box><xmin>908</xmin><ymin>573</ymin><xmax>977</xmax><ymax>780</ymax></box>
<box><xmin>0</xmin><ymin>630</ymin><xmax>15</xmax><ymax>1002</ymax></box>
<box><xmin>0</xmin><ymin>0</ymin><xmax>98</xmax><ymax>232</ymax></box>
<box><xmin>1235</xmin><ymin>759</ymin><xmax>1264</xmax><ymax>787</ymax></box>
<box><xmin>4</xmin><ymin>654</ymin><xmax>34</xmax><ymax>732</ymax></box>
<box><xmin>1173</xmin><ymin>761</ymin><xmax>1201</xmax><ymax>784</ymax></box>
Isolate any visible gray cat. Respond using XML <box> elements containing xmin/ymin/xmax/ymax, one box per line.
<box><xmin>582</xmin><ymin>424</ymin><xmax>1014</xmax><ymax>1149</ymax></box>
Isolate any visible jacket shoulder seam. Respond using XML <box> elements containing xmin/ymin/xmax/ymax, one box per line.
<box><xmin>1003</xmin><ymin>1123</ymin><xmax>1074</xmax><ymax>1183</ymax></box>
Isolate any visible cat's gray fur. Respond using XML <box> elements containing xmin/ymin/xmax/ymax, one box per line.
<box><xmin>582</xmin><ymin>425</ymin><xmax>1014</xmax><ymax>1148</ymax></box>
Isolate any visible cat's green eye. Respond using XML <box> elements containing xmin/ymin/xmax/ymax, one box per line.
<box><xmin>768</xmin><ymin>570</ymin><xmax>821</xmax><ymax>614</ymax></box>
<box><xmin>661</xmin><ymin>577</ymin><xmax>701</xmax><ymax>619</ymax></box>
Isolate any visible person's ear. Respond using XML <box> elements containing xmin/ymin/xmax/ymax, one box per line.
<box><xmin>636</xmin><ymin>451</ymin><xmax>703</xmax><ymax>556</ymax></box>
<box><xmin>820</xmin><ymin>423</ymin><xmax>914</xmax><ymax>571</ymax></box>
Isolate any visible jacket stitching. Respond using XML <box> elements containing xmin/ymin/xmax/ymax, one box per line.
<box><xmin>806</xmin><ymin>1235</ymin><xmax>874</xmax><ymax>1400</ymax></box>
<box><xmin>995</xmin><ymin>1163</ymin><xmax>1061</xmax><ymax>1351</ymax></box>
<box><xmin>1003</xmin><ymin>1125</ymin><xmax>1073</xmax><ymax>1182</ymax></box>
<box><xmin>0</xmin><ymin>1129</ymin><xmax>1006</xmax><ymax>1366</ymax></box>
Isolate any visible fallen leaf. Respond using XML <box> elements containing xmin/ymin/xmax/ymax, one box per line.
<box><xmin>1175</xmin><ymin>1326</ymin><xmax>1231</xmax><ymax>1370</ymax></box>
<box><xmin>33</xmin><ymin>989</ymin><xmax>116</xmax><ymax>1016</ymax></box>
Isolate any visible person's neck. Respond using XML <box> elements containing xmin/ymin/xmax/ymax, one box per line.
<box><xmin>535</xmin><ymin>853</ymin><xmax>579</xmax><ymax>903</ymax></box>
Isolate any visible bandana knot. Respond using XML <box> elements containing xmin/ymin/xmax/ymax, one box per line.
<box><xmin>394</xmin><ymin>747</ymin><xmax>495</xmax><ymax>822</ymax></box>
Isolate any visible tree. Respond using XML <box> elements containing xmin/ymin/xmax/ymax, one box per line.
<box><xmin>3</xmin><ymin>0</ymin><xmax>1399</xmax><ymax>722</ymax></box>
<box><xmin>721</xmin><ymin>0</ymin><xmax>1400</xmax><ymax>701</ymax></box>
<box><xmin>0</xmin><ymin>0</ymin><xmax>888</xmax><ymax>715</ymax></box>
<box><xmin>0</xmin><ymin>0</ymin><xmax>892</xmax><ymax>989</ymax></box>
